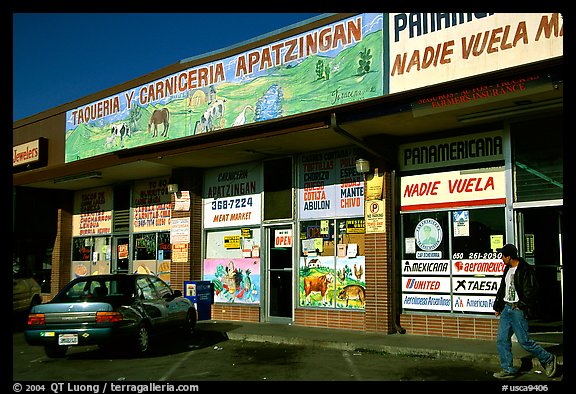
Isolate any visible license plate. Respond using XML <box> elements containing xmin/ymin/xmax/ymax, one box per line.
<box><xmin>58</xmin><ymin>334</ymin><xmax>78</xmax><ymax>346</ymax></box>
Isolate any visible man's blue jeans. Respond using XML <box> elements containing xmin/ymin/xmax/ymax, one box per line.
<box><xmin>497</xmin><ymin>304</ymin><xmax>554</xmax><ymax>373</ymax></box>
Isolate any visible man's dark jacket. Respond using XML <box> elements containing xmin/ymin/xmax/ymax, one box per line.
<box><xmin>493</xmin><ymin>257</ymin><xmax>539</xmax><ymax>319</ymax></box>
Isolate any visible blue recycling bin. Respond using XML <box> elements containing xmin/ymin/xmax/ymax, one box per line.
<box><xmin>184</xmin><ymin>281</ymin><xmax>213</xmax><ymax>321</ymax></box>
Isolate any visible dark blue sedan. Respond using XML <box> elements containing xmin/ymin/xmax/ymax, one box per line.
<box><xmin>25</xmin><ymin>274</ymin><xmax>197</xmax><ymax>358</ymax></box>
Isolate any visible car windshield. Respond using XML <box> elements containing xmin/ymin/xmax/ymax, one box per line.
<box><xmin>53</xmin><ymin>277</ymin><xmax>135</xmax><ymax>303</ymax></box>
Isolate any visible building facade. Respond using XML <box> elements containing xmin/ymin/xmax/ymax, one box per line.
<box><xmin>13</xmin><ymin>13</ymin><xmax>563</xmax><ymax>339</ymax></box>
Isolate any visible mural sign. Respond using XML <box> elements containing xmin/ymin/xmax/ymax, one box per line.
<box><xmin>64</xmin><ymin>13</ymin><xmax>384</xmax><ymax>162</ymax></box>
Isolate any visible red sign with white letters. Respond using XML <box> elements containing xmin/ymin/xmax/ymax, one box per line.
<box><xmin>400</xmin><ymin>167</ymin><xmax>506</xmax><ymax>211</ymax></box>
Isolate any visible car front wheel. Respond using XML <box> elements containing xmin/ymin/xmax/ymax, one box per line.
<box><xmin>44</xmin><ymin>345</ymin><xmax>68</xmax><ymax>358</ymax></box>
<box><xmin>183</xmin><ymin>309</ymin><xmax>197</xmax><ymax>337</ymax></box>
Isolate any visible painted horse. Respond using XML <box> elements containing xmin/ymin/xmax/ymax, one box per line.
<box><xmin>148</xmin><ymin>108</ymin><xmax>170</xmax><ymax>137</ymax></box>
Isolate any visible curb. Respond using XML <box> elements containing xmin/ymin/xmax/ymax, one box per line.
<box><xmin>225</xmin><ymin>331</ymin><xmax>565</xmax><ymax>372</ymax></box>
<box><xmin>226</xmin><ymin>331</ymin><xmax>501</xmax><ymax>366</ymax></box>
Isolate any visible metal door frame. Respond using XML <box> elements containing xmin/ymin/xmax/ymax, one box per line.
<box><xmin>263</xmin><ymin>223</ymin><xmax>295</xmax><ymax>323</ymax></box>
<box><xmin>515</xmin><ymin>202</ymin><xmax>563</xmax><ymax>322</ymax></box>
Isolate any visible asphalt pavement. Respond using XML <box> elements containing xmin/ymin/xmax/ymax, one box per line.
<box><xmin>196</xmin><ymin>319</ymin><xmax>564</xmax><ymax>377</ymax></box>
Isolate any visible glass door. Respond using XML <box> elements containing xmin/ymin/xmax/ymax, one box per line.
<box><xmin>267</xmin><ymin>225</ymin><xmax>293</xmax><ymax>322</ymax></box>
<box><xmin>517</xmin><ymin>207</ymin><xmax>563</xmax><ymax>329</ymax></box>
<box><xmin>112</xmin><ymin>235</ymin><xmax>130</xmax><ymax>274</ymax></box>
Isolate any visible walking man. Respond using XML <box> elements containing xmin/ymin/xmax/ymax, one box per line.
<box><xmin>492</xmin><ymin>243</ymin><xmax>557</xmax><ymax>379</ymax></box>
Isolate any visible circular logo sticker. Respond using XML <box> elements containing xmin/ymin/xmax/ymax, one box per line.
<box><xmin>415</xmin><ymin>218</ymin><xmax>442</xmax><ymax>251</ymax></box>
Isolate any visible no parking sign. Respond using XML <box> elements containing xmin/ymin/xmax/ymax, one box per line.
<box><xmin>365</xmin><ymin>199</ymin><xmax>385</xmax><ymax>234</ymax></box>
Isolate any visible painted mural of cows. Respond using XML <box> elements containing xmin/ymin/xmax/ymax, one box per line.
<box><xmin>194</xmin><ymin>99</ymin><xmax>226</xmax><ymax>134</ymax></box>
<box><xmin>108</xmin><ymin>122</ymin><xmax>131</xmax><ymax>148</ymax></box>
<box><xmin>304</xmin><ymin>273</ymin><xmax>333</xmax><ymax>305</ymax></box>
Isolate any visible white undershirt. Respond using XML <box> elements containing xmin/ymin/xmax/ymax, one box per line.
<box><xmin>504</xmin><ymin>266</ymin><xmax>519</xmax><ymax>303</ymax></box>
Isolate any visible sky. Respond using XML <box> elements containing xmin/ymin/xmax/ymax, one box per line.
<box><xmin>12</xmin><ymin>13</ymin><xmax>325</xmax><ymax>122</ymax></box>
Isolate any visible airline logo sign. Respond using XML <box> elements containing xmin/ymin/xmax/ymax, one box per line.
<box><xmin>400</xmin><ymin>167</ymin><xmax>506</xmax><ymax>211</ymax></box>
<box><xmin>402</xmin><ymin>260</ymin><xmax>450</xmax><ymax>275</ymax></box>
<box><xmin>403</xmin><ymin>276</ymin><xmax>451</xmax><ymax>293</ymax></box>
<box><xmin>403</xmin><ymin>293</ymin><xmax>451</xmax><ymax>311</ymax></box>
<box><xmin>453</xmin><ymin>295</ymin><xmax>496</xmax><ymax>313</ymax></box>
<box><xmin>452</xmin><ymin>277</ymin><xmax>500</xmax><ymax>294</ymax></box>
<box><xmin>401</xmin><ymin>258</ymin><xmax>503</xmax><ymax>313</ymax></box>
<box><xmin>452</xmin><ymin>259</ymin><xmax>505</xmax><ymax>276</ymax></box>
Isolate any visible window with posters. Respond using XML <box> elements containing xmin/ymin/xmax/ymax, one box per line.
<box><xmin>203</xmin><ymin>229</ymin><xmax>262</xmax><ymax>304</ymax></box>
<box><xmin>71</xmin><ymin>236</ymin><xmax>112</xmax><ymax>278</ymax></box>
<box><xmin>202</xmin><ymin>162</ymin><xmax>263</xmax><ymax>304</ymax></box>
<box><xmin>132</xmin><ymin>232</ymin><xmax>172</xmax><ymax>284</ymax></box>
<box><xmin>298</xmin><ymin>218</ymin><xmax>366</xmax><ymax>309</ymax></box>
<box><xmin>399</xmin><ymin>166</ymin><xmax>507</xmax><ymax>314</ymax></box>
<box><xmin>400</xmin><ymin>207</ymin><xmax>505</xmax><ymax>315</ymax></box>
<box><xmin>297</xmin><ymin>147</ymin><xmax>367</xmax><ymax>310</ymax></box>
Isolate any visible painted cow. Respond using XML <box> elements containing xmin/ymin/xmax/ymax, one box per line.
<box><xmin>110</xmin><ymin>122</ymin><xmax>131</xmax><ymax>147</ymax></box>
<box><xmin>198</xmin><ymin>99</ymin><xmax>226</xmax><ymax>133</ymax></box>
<box><xmin>304</xmin><ymin>273</ymin><xmax>333</xmax><ymax>305</ymax></box>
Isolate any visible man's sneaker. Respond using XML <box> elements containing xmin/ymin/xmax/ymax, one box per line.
<box><xmin>544</xmin><ymin>355</ymin><xmax>557</xmax><ymax>378</ymax></box>
<box><xmin>493</xmin><ymin>370</ymin><xmax>516</xmax><ymax>379</ymax></box>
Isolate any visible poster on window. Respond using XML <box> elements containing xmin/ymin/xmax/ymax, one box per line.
<box><xmin>132</xmin><ymin>177</ymin><xmax>172</xmax><ymax>232</ymax></box>
<box><xmin>299</xmin><ymin>148</ymin><xmax>364</xmax><ymax>219</ymax></box>
<box><xmin>335</xmin><ymin>257</ymin><xmax>365</xmax><ymax>309</ymax></box>
<box><xmin>170</xmin><ymin>218</ymin><xmax>190</xmax><ymax>244</ymax></box>
<box><xmin>203</xmin><ymin>258</ymin><xmax>260</xmax><ymax>304</ymax></box>
<box><xmin>72</xmin><ymin>187</ymin><xmax>113</xmax><ymax>236</ymax></box>
<box><xmin>299</xmin><ymin>256</ymin><xmax>335</xmax><ymax>307</ymax></box>
<box><xmin>453</xmin><ymin>210</ymin><xmax>470</xmax><ymax>237</ymax></box>
<box><xmin>203</xmin><ymin>163</ymin><xmax>262</xmax><ymax>228</ymax></box>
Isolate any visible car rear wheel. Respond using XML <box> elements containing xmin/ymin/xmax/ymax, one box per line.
<box><xmin>44</xmin><ymin>345</ymin><xmax>68</xmax><ymax>358</ymax></box>
<box><xmin>133</xmin><ymin>324</ymin><xmax>150</xmax><ymax>355</ymax></box>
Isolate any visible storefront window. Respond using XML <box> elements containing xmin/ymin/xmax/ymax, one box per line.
<box><xmin>298</xmin><ymin>218</ymin><xmax>366</xmax><ymax>309</ymax></box>
<box><xmin>134</xmin><ymin>233</ymin><xmax>157</xmax><ymax>261</ymax></box>
<box><xmin>512</xmin><ymin>116</ymin><xmax>563</xmax><ymax>202</ymax></box>
<box><xmin>203</xmin><ymin>228</ymin><xmax>262</xmax><ymax>304</ymax></box>
<box><xmin>132</xmin><ymin>232</ymin><xmax>171</xmax><ymax>283</ymax></box>
<box><xmin>71</xmin><ymin>236</ymin><xmax>111</xmax><ymax>277</ymax></box>
<box><xmin>158</xmin><ymin>232</ymin><xmax>171</xmax><ymax>261</ymax></box>
<box><xmin>264</xmin><ymin>157</ymin><xmax>293</xmax><ymax>220</ymax></box>
<box><xmin>401</xmin><ymin>208</ymin><xmax>505</xmax><ymax>315</ymax></box>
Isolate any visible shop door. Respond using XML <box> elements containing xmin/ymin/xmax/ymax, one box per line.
<box><xmin>517</xmin><ymin>207</ymin><xmax>563</xmax><ymax>328</ymax></box>
<box><xmin>112</xmin><ymin>236</ymin><xmax>130</xmax><ymax>274</ymax></box>
<box><xmin>267</xmin><ymin>225</ymin><xmax>293</xmax><ymax>322</ymax></box>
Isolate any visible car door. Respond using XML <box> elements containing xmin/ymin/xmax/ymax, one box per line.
<box><xmin>135</xmin><ymin>276</ymin><xmax>169</xmax><ymax>331</ymax></box>
<box><xmin>149</xmin><ymin>276</ymin><xmax>188</xmax><ymax>326</ymax></box>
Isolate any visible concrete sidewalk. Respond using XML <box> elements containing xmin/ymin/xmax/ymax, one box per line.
<box><xmin>195</xmin><ymin>320</ymin><xmax>563</xmax><ymax>372</ymax></box>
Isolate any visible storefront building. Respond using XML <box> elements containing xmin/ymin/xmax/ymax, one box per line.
<box><xmin>13</xmin><ymin>13</ymin><xmax>563</xmax><ymax>339</ymax></box>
